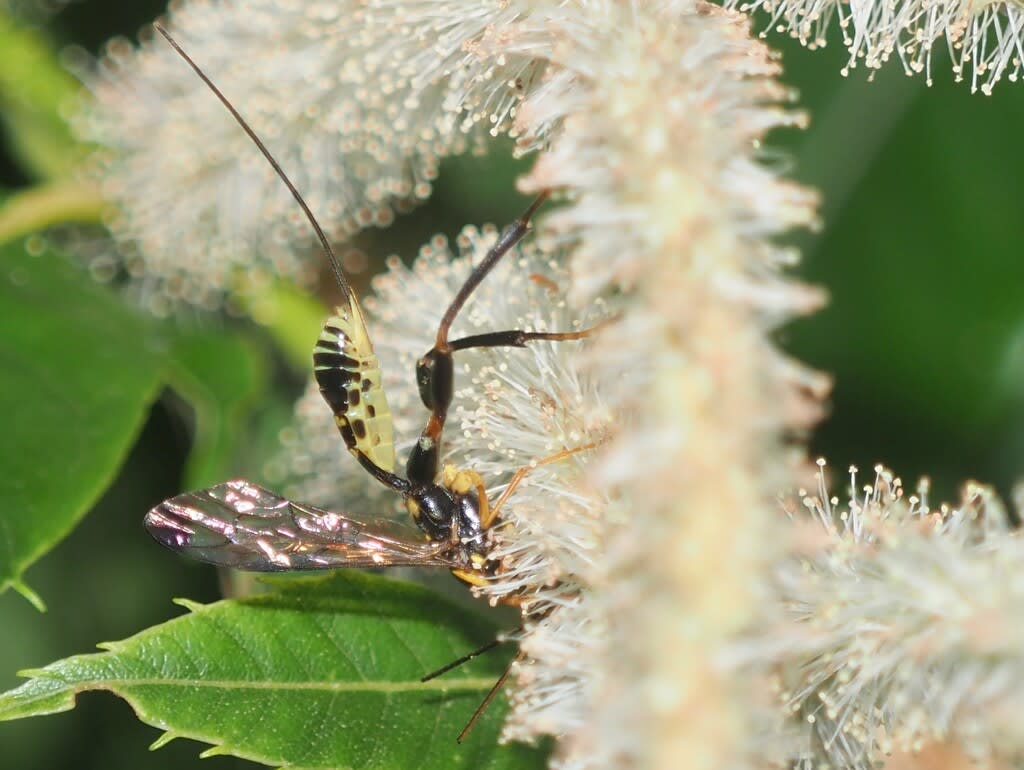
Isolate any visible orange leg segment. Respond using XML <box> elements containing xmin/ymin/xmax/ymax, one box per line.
<box><xmin>485</xmin><ymin>441</ymin><xmax>602</xmax><ymax>528</ymax></box>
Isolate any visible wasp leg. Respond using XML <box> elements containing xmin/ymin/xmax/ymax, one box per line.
<box><xmin>407</xmin><ymin>191</ymin><xmax>551</xmax><ymax>485</ymax></box>
<box><xmin>449</xmin><ymin>316</ymin><xmax>613</xmax><ymax>353</ymax></box>
<box><xmin>444</xmin><ymin>467</ymin><xmax>491</xmax><ymax>533</ymax></box>
<box><xmin>433</xmin><ymin>191</ymin><xmax>550</xmax><ymax>351</ymax></box>
<box><xmin>457</xmin><ymin>651</ymin><xmax>522</xmax><ymax>744</ymax></box>
<box><xmin>486</xmin><ymin>442</ymin><xmax>602</xmax><ymax>528</ymax></box>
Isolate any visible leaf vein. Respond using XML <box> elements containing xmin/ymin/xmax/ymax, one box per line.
<box><xmin>55</xmin><ymin>676</ymin><xmax>496</xmax><ymax>692</ymax></box>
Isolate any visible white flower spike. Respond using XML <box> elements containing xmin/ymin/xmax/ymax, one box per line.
<box><xmin>776</xmin><ymin>461</ymin><xmax>1024</xmax><ymax>768</ymax></box>
<box><xmin>75</xmin><ymin>0</ymin><xmax>542</xmax><ymax>312</ymax></box>
<box><xmin>727</xmin><ymin>0</ymin><xmax>1024</xmax><ymax>92</ymax></box>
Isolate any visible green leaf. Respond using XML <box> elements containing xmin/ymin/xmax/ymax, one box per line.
<box><xmin>165</xmin><ymin>325</ymin><xmax>268</xmax><ymax>490</ymax></box>
<box><xmin>0</xmin><ymin>11</ymin><xmax>87</xmax><ymax>180</ymax></box>
<box><xmin>244</xmin><ymin>279</ymin><xmax>327</xmax><ymax>372</ymax></box>
<box><xmin>0</xmin><ymin>239</ymin><xmax>166</xmax><ymax>602</ymax></box>
<box><xmin>0</xmin><ymin>572</ymin><xmax>547</xmax><ymax>770</ymax></box>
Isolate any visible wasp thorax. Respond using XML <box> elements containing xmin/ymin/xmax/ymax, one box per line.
<box><xmin>407</xmin><ymin>481</ymin><xmax>486</xmax><ymax>548</ymax></box>
<box><xmin>407</xmin><ymin>485</ymin><xmax>460</xmax><ymax>542</ymax></box>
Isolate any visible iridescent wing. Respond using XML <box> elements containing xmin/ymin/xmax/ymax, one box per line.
<box><xmin>314</xmin><ymin>302</ymin><xmax>396</xmax><ymax>473</ymax></box>
<box><xmin>145</xmin><ymin>479</ymin><xmax>459</xmax><ymax>572</ymax></box>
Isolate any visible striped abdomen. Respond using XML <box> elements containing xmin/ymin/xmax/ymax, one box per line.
<box><xmin>313</xmin><ymin>302</ymin><xmax>396</xmax><ymax>473</ymax></box>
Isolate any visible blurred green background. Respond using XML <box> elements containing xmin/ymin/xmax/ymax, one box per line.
<box><xmin>1</xmin><ymin>0</ymin><xmax>1023</xmax><ymax>767</ymax></box>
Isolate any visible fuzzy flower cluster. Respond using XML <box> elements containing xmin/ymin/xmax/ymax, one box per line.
<box><xmin>504</xmin><ymin>5</ymin><xmax>825</xmax><ymax>768</ymax></box>
<box><xmin>280</xmin><ymin>2</ymin><xmax>826</xmax><ymax>767</ymax></box>
<box><xmin>88</xmin><ymin>1</ymin><xmax>830</xmax><ymax>768</ymax></box>
<box><xmin>727</xmin><ymin>0</ymin><xmax>1024</xmax><ymax>92</ymax></box>
<box><xmin>775</xmin><ymin>461</ymin><xmax>1024</xmax><ymax>768</ymax></box>
<box><xmin>74</xmin><ymin>0</ymin><xmax>543</xmax><ymax>313</ymax></box>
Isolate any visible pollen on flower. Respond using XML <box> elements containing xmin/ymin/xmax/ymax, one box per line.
<box><xmin>474</xmin><ymin>3</ymin><xmax>826</xmax><ymax>767</ymax></box>
<box><xmin>726</xmin><ymin>0</ymin><xmax>1024</xmax><ymax>92</ymax></box>
<box><xmin>73</xmin><ymin>0</ymin><xmax>546</xmax><ymax>310</ymax></box>
<box><xmin>774</xmin><ymin>459</ymin><xmax>1024</xmax><ymax>769</ymax></box>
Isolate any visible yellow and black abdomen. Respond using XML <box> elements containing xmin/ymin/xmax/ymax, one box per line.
<box><xmin>313</xmin><ymin>302</ymin><xmax>396</xmax><ymax>474</ymax></box>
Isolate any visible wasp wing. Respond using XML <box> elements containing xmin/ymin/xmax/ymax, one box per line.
<box><xmin>145</xmin><ymin>479</ymin><xmax>458</xmax><ymax>572</ymax></box>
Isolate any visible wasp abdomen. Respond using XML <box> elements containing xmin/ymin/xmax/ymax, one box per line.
<box><xmin>314</xmin><ymin>303</ymin><xmax>396</xmax><ymax>473</ymax></box>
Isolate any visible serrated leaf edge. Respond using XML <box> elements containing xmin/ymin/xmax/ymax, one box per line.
<box><xmin>172</xmin><ymin>596</ymin><xmax>209</xmax><ymax>613</ymax></box>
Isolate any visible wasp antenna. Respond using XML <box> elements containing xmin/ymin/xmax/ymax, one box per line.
<box><xmin>153</xmin><ymin>23</ymin><xmax>355</xmax><ymax>306</ymax></box>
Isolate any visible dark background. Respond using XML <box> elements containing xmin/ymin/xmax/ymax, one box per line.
<box><xmin>2</xmin><ymin>0</ymin><xmax>1024</xmax><ymax>767</ymax></box>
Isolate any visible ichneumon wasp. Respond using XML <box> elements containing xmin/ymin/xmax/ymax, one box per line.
<box><xmin>145</xmin><ymin>24</ymin><xmax>602</xmax><ymax>741</ymax></box>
